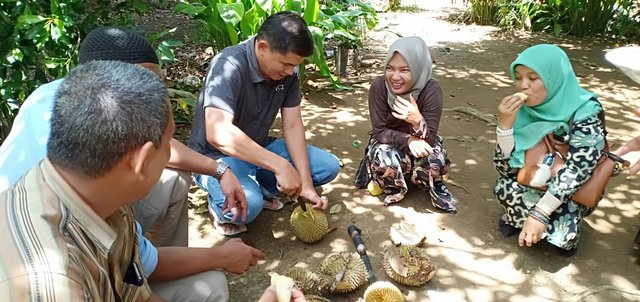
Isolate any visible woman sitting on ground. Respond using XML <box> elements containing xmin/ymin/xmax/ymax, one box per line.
<box><xmin>362</xmin><ymin>36</ymin><xmax>456</xmax><ymax>213</ymax></box>
<box><xmin>494</xmin><ymin>44</ymin><xmax>606</xmax><ymax>257</ymax></box>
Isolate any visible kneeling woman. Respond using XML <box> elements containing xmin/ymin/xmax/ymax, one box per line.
<box><xmin>362</xmin><ymin>36</ymin><xmax>456</xmax><ymax>213</ymax></box>
<box><xmin>494</xmin><ymin>44</ymin><xmax>607</xmax><ymax>256</ymax></box>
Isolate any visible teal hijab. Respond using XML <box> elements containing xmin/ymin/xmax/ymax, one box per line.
<box><xmin>508</xmin><ymin>44</ymin><xmax>601</xmax><ymax>168</ymax></box>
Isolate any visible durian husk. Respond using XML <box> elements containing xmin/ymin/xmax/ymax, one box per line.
<box><xmin>363</xmin><ymin>281</ymin><xmax>404</xmax><ymax>302</ymax></box>
<box><xmin>290</xmin><ymin>206</ymin><xmax>329</xmax><ymax>243</ymax></box>
<box><xmin>319</xmin><ymin>253</ymin><xmax>368</xmax><ymax>293</ymax></box>
<box><xmin>306</xmin><ymin>295</ymin><xmax>331</xmax><ymax>302</ymax></box>
<box><xmin>286</xmin><ymin>266</ymin><xmax>320</xmax><ymax>294</ymax></box>
<box><xmin>384</xmin><ymin>245</ymin><xmax>437</xmax><ymax>286</ymax></box>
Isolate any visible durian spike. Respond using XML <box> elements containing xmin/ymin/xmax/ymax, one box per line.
<box><xmin>306</xmin><ymin>295</ymin><xmax>331</xmax><ymax>302</ymax></box>
<box><xmin>363</xmin><ymin>281</ymin><xmax>404</xmax><ymax>302</ymax></box>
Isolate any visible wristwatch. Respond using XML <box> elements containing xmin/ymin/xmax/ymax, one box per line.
<box><xmin>214</xmin><ymin>160</ymin><xmax>230</xmax><ymax>180</ymax></box>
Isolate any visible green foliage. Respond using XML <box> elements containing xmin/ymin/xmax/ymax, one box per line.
<box><xmin>0</xmin><ymin>0</ymin><xmax>149</xmax><ymax>140</ymax></box>
<box><xmin>496</xmin><ymin>0</ymin><xmax>540</xmax><ymax>31</ymax></box>
<box><xmin>175</xmin><ymin>0</ymin><xmax>378</xmax><ymax>90</ymax></box>
<box><xmin>494</xmin><ymin>0</ymin><xmax>640</xmax><ymax>38</ymax></box>
<box><xmin>470</xmin><ymin>0</ymin><xmax>498</xmax><ymax>25</ymax></box>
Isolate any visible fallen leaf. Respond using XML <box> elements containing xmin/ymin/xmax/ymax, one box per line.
<box><xmin>329</xmin><ymin>204</ymin><xmax>342</xmax><ymax>215</ymax></box>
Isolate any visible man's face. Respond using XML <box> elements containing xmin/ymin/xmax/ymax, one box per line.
<box><xmin>139</xmin><ymin>62</ymin><xmax>165</xmax><ymax>80</ymax></box>
<box><xmin>255</xmin><ymin>40</ymin><xmax>305</xmax><ymax>81</ymax></box>
<box><xmin>132</xmin><ymin>101</ymin><xmax>174</xmax><ymax>200</ymax></box>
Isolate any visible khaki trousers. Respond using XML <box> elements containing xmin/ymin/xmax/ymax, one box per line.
<box><xmin>151</xmin><ymin>270</ymin><xmax>229</xmax><ymax>302</ymax></box>
<box><xmin>132</xmin><ymin>168</ymin><xmax>191</xmax><ymax>247</ymax></box>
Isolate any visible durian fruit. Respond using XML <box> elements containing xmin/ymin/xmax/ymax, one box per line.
<box><xmin>306</xmin><ymin>295</ymin><xmax>331</xmax><ymax>302</ymax></box>
<box><xmin>286</xmin><ymin>266</ymin><xmax>319</xmax><ymax>294</ymax></box>
<box><xmin>389</xmin><ymin>221</ymin><xmax>426</xmax><ymax>247</ymax></box>
<box><xmin>290</xmin><ymin>206</ymin><xmax>328</xmax><ymax>243</ymax></box>
<box><xmin>363</xmin><ymin>281</ymin><xmax>404</xmax><ymax>302</ymax></box>
<box><xmin>318</xmin><ymin>253</ymin><xmax>368</xmax><ymax>293</ymax></box>
<box><xmin>514</xmin><ymin>92</ymin><xmax>528</xmax><ymax>101</ymax></box>
<box><xmin>384</xmin><ymin>245</ymin><xmax>436</xmax><ymax>286</ymax></box>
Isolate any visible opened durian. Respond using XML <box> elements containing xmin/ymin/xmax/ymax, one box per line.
<box><xmin>389</xmin><ymin>221</ymin><xmax>426</xmax><ymax>247</ymax></box>
<box><xmin>384</xmin><ymin>245</ymin><xmax>436</xmax><ymax>286</ymax></box>
<box><xmin>363</xmin><ymin>281</ymin><xmax>404</xmax><ymax>302</ymax></box>
<box><xmin>290</xmin><ymin>205</ymin><xmax>328</xmax><ymax>243</ymax></box>
<box><xmin>306</xmin><ymin>295</ymin><xmax>331</xmax><ymax>302</ymax></box>
<box><xmin>286</xmin><ymin>266</ymin><xmax>319</xmax><ymax>294</ymax></box>
<box><xmin>319</xmin><ymin>253</ymin><xmax>368</xmax><ymax>293</ymax></box>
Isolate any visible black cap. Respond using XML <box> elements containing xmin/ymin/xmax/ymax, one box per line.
<box><xmin>78</xmin><ymin>27</ymin><xmax>158</xmax><ymax>65</ymax></box>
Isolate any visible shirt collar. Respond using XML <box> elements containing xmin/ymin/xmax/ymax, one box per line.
<box><xmin>40</xmin><ymin>160</ymin><xmax>117</xmax><ymax>252</ymax></box>
<box><xmin>245</xmin><ymin>37</ymin><xmax>265</xmax><ymax>84</ymax></box>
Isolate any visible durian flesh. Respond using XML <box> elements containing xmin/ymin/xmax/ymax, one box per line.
<box><xmin>363</xmin><ymin>281</ymin><xmax>404</xmax><ymax>302</ymax></box>
<box><xmin>319</xmin><ymin>253</ymin><xmax>368</xmax><ymax>293</ymax></box>
<box><xmin>290</xmin><ymin>206</ymin><xmax>329</xmax><ymax>243</ymax></box>
<box><xmin>384</xmin><ymin>245</ymin><xmax>437</xmax><ymax>286</ymax></box>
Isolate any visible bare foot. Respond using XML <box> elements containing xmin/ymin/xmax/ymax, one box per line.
<box><xmin>214</xmin><ymin>221</ymin><xmax>247</xmax><ymax>236</ymax></box>
<box><xmin>263</xmin><ymin>197</ymin><xmax>284</xmax><ymax>211</ymax></box>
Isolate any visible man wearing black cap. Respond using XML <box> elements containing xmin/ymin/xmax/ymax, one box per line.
<box><xmin>0</xmin><ymin>27</ymin><xmax>263</xmax><ymax>301</ymax></box>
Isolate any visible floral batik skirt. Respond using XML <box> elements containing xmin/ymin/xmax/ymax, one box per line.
<box><xmin>365</xmin><ymin>135</ymin><xmax>457</xmax><ymax>213</ymax></box>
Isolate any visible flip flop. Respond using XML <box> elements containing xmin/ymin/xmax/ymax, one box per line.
<box><xmin>209</xmin><ymin>205</ymin><xmax>247</xmax><ymax>236</ymax></box>
<box><xmin>263</xmin><ymin>197</ymin><xmax>284</xmax><ymax>211</ymax></box>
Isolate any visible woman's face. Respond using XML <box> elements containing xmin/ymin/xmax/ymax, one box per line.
<box><xmin>514</xmin><ymin>65</ymin><xmax>547</xmax><ymax>107</ymax></box>
<box><xmin>385</xmin><ymin>52</ymin><xmax>413</xmax><ymax>95</ymax></box>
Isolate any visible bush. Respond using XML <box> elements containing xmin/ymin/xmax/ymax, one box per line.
<box><xmin>0</xmin><ymin>0</ymin><xmax>149</xmax><ymax>141</ymax></box>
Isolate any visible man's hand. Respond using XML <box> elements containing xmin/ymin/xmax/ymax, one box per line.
<box><xmin>518</xmin><ymin>217</ymin><xmax>546</xmax><ymax>247</ymax></box>
<box><xmin>616</xmin><ymin>136</ymin><xmax>640</xmax><ymax>174</ymax></box>
<box><xmin>408</xmin><ymin>136</ymin><xmax>433</xmax><ymax>158</ymax></box>
<box><xmin>274</xmin><ymin>161</ymin><xmax>302</xmax><ymax>197</ymax></box>
<box><xmin>392</xmin><ymin>95</ymin><xmax>422</xmax><ymax>129</ymax></box>
<box><xmin>218</xmin><ymin>238</ymin><xmax>266</xmax><ymax>274</ymax></box>
<box><xmin>498</xmin><ymin>94</ymin><xmax>524</xmax><ymax>130</ymax></box>
<box><xmin>219</xmin><ymin>170</ymin><xmax>248</xmax><ymax>222</ymax></box>
<box><xmin>258</xmin><ymin>287</ymin><xmax>306</xmax><ymax>302</ymax></box>
<box><xmin>299</xmin><ymin>187</ymin><xmax>328</xmax><ymax>210</ymax></box>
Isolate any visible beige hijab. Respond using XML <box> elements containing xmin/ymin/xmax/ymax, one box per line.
<box><xmin>383</xmin><ymin>36</ymin><xmax>432</xmax><ymax>108</ymax></box>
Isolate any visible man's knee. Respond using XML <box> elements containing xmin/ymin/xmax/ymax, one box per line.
<box><xmin>243</xmin><ymin>187</ymin><xmax>264</xmax><ymax>223</ymax></box>
<box><xmin>152</xmin><ymin>270</ymin><xmax>229</xmax><ymax>302</ymax></box>
<box><xmin>311</xmin><ymin>150</ymin><xmax>340</xmax><ymax>185</ymax></box>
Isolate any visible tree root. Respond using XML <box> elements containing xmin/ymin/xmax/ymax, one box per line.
<box><xmin>444</xmin><ymin>106</ymin><xmax>497</xmax><ymax>125</ymax></box>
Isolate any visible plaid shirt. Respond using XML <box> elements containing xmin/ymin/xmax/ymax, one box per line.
<box><xmin>0</xmin><ymin>160</ymin><xmax>151</xmax><ymax>301</ymax></box>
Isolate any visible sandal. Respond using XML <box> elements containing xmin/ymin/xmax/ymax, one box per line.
<box><xmin>209</xmin><ymin>205</ymin><xmax>247</xmax><ymax>236</ymax></box>
<box><xmin>263</xmin><ymin>197</ymin><xmax>284</xmax><ymax>211</ymax></box>
<box><xmin>428</xmin><ymin>178</ymin><xmax>458</xmax><ymax>213</ymax></box>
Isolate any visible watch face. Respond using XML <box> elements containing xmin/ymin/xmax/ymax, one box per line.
<box><xmin>216</xmin><ymin>161</ymin><xmax>229</xmax><ymax>179</ymax></box>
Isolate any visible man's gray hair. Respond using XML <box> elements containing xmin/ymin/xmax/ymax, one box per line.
<box><xmin>48</xmin><ymin>60</ymin><xmax>169</xmax><ymax>177</ymax></box>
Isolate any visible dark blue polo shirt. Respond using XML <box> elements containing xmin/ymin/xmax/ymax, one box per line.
<box><xmin>188</xmin><ymin>37</ymin><xmax>302</xmax><ymax>159</ymax></box>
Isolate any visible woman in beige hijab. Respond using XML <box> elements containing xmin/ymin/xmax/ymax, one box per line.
<box><xmin>356</xmin><ymin>36</ymin><xmax>457</xmax><ymax>213</ymax></box>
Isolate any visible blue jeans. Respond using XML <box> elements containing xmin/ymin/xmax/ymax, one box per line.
<box><xmin>194</xmin><ymin>139</ymin><xmax>340</xmax><ymax>224</ymax></box>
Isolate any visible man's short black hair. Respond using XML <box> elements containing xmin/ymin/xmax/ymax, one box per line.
<box><xmin>256</xmin><ymin>11</ymin><xmax>314</xmax><ymax>57</ymax></box>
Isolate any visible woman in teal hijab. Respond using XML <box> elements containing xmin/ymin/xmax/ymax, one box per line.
<box><xmin>493</xmin><ymin>44</ymin><xmax>604</xmax><ymax>256</ymax></box>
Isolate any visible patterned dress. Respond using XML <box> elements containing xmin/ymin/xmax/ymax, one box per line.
<box><xmin>366</xmin><ymin>131</ymin><xmax>456</xmax><ymax>212</ymax></box>
<box><xmin>493</xmin><ymin>115</ymin><xmax>605</xmax><ymax>249</ymax></box>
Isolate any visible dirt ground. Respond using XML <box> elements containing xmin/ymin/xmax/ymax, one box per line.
<box><xmin>173</xmin><ymin>1</ymin><xmax>640</xmax><ymax>301</ymax></box>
